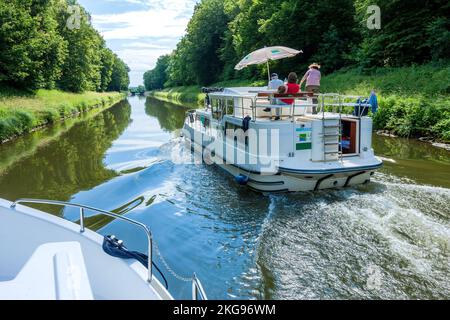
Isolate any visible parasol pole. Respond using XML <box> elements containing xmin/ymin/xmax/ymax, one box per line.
<box><xmin>266</xmin><ymin>60</ymin><xmax>271</xmax><ymax>84</ymax></box>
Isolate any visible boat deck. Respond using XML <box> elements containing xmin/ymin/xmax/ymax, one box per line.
<box><xmin>0</xmin><ymin>199</ymin><xmax>170</xmax><ymax>300</ymax></box>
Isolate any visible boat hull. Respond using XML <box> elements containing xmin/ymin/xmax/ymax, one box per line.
<box><xmin>216</xmin><ymin>162</ymin><xmax>377</xmax><ymax>192</ymax></box>
<box><xmin>182</xmin><ymin>124</ymin><xmax>382</xmax><ymax>193</ymax></box>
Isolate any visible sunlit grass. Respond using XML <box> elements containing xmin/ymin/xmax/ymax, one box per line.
<box><xmin>320</xmin><ymin>64</ymin><xmax>450</xmax><ymax>96</ymax></box>
<box><xmin>0</xmin><ymin>88</ymin><xmax>126</xmax><ymax>142</ymax></box>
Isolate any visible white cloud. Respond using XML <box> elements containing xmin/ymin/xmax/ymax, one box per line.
<box><xmin>126</xmin><ymin>42</ymin><xmax>171</xmax><ymax>49</ymax></box>
<box><xmin>89</xmin><ymin>0</ymin><xmax>197</xmax><ymax>86</ymax></box>
<box><xmin>117</xmin><ymin>47</ymin><xmax>170</xmax><ymax>72</ymax></box>
<box><xmin>92</xmin><ymin>0</ymin><xmax>195</xmax><ymax>40</ymax></box>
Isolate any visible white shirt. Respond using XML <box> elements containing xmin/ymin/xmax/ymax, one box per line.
<box><xmin>268</xmin><ymin>78</ymin><xmax>284</xmax><ymax>90</ymax></box>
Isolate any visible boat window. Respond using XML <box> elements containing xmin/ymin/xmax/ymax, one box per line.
<box><xmin>226</xmin><ymin>99</ymin><xmax>234</xmax><ymax>115</ymax></box>
<box><xmin>212</xmin><ymin>98</ymin><xmax>224</xmax><ymax>120</ymax></box>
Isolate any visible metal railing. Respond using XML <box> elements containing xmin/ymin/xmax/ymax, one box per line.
<box><xmin>203</xmin><ymin>91</ymin><xmax>373</xmax><ymax>120</ymax></box>
<box><xmin>10</xmin><ymin>198</ymin><xmax>155</xmax><ymax>283</ymax></box>
<box><xmin>192</xmin><ymin>273</ymin><xmax>208</xmax><ymax>300</ymax></box>
<box><xmin>10</xmin><ymin>198</ymin><xmax>208</xmax><ymax>300</ymax></box>
<box><xmin>316</xmin><ymin>93</ymin><xmax>371</xmax><ymax>118</ymax></box>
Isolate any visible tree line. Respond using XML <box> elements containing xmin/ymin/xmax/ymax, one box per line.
<box><xmin>144</xmin><ymin>0</ymin><xmax>450</xmax><ymax>90</ymax></box>
<box><xmin>0</xmin><ymin>0</ymin><xmax>130</xmax><ymax>93</ymax></box>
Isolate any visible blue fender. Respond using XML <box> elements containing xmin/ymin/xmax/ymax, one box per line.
<box><xmin>235</xmin><ymin>174</ymin><xmax>249</xmax><ymax>185</ymax></box>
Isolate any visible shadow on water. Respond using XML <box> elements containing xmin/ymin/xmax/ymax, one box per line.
<box><xmin>0</xmin><ymin>96</ymin><xmax>449</xmax><ymax>299</ymax></box>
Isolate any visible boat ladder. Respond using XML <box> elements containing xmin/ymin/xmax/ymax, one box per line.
<box><xmin>322</xmin><ymin>118</ymin><xmax>341</xmax><ymax>161</ymax></box>
<box><xmin>320</xmin><ymin>95</ymin><xmax>342</xmax><ymax>162</ymax></box>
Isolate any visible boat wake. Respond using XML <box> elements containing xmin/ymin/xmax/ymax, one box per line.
<box><xmin>246</xmin><ymin>172</ymin><xmax>450</xmax><ymax>299</ymax></box>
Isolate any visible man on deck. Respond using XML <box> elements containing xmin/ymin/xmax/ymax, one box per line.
<box><xmin>264</xmin><ymin>73</ymin><xmax>285</xmax><ymax>114</ymax></box>
<box><xmin>268</xmin><ymin>73</ymin><xmax>284</xmax><ymax>90</ymax></box>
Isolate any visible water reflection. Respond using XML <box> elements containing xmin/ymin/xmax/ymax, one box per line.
<box><xmin>373</xmin><ymin>134</ymin><xmax>450</xmax><ymax>188</ymax></box>
<box><xmin>145</xmin><ymin>97</ymin><xmax>190</xmax><ymax>132</ymax></box>
<box><xmin>0</xmin><ymin>100</ymin><xmax>132</xmax><ymax>213</ymax></box>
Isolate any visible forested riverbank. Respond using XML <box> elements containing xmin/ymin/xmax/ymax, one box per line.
<box><xmin>0</xmin><ymin>1</ymin><xmax>131</xmax><ymax>142</ymax></box>
<box><xmin>150</xmin><ymin>63</ymin><xmax>450</xmax><ymax>142</ymax></box>
<box><xmin>145</xmin><ymin>0</ymin><xmax>449</xmax><ymax>142</ymax></box>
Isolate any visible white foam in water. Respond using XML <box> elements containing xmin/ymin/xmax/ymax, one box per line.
<box><xmin>246</xmin><ymin>172</ymin><xmax>450</xmax><ymax>299</ymax></box>
<box><xmin>159</xmin><ymin>138</ymin><xmax>195</xmax><ymax>164</ymax></box>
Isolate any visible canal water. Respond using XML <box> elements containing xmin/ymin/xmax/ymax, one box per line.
<box><xmin>0</xmin><ymin>96</ymin><xmax>449</xmax><ymax>299</ymax></box>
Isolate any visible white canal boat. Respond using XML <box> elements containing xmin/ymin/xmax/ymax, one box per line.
<box><xmin>182</xmin><ymin>87</ymin><xmax>382</xmax><ymax>192</ymax></box>
<box><xmin>0</xmin><ymin>198</ymin><xmax>207</xmax><ymax>300</ymax></box>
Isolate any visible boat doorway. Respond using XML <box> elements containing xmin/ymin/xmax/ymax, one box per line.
<box><xmin>341</xmin><ymin>119</ymin><xmax>359</xmax><ymax>155</ymax></box>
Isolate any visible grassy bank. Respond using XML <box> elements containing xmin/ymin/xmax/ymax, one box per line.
<box><xmin>150</xmin><ymin>64</ymin><xmax>450</xmax><ymax>142</ymax></box>
<box><xmin>0</xmin><ymin>88</ymin><xmax>126</xmax><ymax>143</ymax></box>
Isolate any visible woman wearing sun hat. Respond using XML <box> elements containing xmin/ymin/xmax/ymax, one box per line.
<box><xmin>300</xmin><ymin>63</ymin><xmax>321</xmax><ymax>113</ymax></box>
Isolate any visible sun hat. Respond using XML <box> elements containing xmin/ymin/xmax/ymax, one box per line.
<box><xmin>309</xmin><ymin>63</ymin><xmax>321</xmax><ymax>69</ymax></box>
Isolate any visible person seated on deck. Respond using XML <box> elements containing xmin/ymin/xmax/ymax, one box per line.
<box><xmin>268</xmin><ymin>73</ymin><xmax>284</xmax><ymax>90</ymax></box>
<box><xmin>263</xmin><ymin>84</ymin><xmax>288</xmax><ymax>120</ymax></box>
<box><xmin>263</xmin><ymin>73</ymin><xmax>285</xmax><ymax>113</ymax></box>
<box><xmin>265</xmin><ymin>73</ymin><xmax>300</xmax><ymax>120</ymax></box>
<box><xmin>272</xmin><ymin>85</ymin><xmax>288</xmax><ymax>120</ymax></box>
<box><xmin>280</xmin><ymin>72</ymin><xmax>300</xmax><ymax>105</ymax></box>
<box><xmin>263</xmin><ymin>73</ymin><xmax>299</xmax><ymax>120</ymax></box>
<box><xmin>275</xmin><ymin>84</ymin><xmax>287</xmax><ymax>104</ymax></box>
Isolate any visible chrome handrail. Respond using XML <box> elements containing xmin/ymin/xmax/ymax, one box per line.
<box><xmin>192</xmin><ymin>273</ymin><xmax>208</xmax><ymax>300</ymax></box>
<box><xmin>10</xmin><ymin>198</ymin><xmax>154</xmax><ymax>284</ymax></box>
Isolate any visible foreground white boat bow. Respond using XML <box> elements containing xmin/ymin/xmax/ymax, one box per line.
<box><xmin>0</xmin><ymin>198</ymin><xmax>206</xmax><ymax>300</ymax></box>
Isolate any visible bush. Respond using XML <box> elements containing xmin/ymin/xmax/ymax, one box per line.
<box><xmin>0</xmin><ymin>110</ymin><xmax>34</xmax><ymax>141</ymax></box>
<box><xmin>39</xmin><ymin>109</ymin><xmax>59</xmax><ymax>124</ymax></box>
<box><xmin>58</xmin><ymin>103</ymin><xmax>72</xmax><ymax>117</ymax></box>
<box><xmin>373</xmin><ymin>95</ymin><xmax>450</xmax><ymax>141</ymax></box>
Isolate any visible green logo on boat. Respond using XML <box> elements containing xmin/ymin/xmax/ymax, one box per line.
<box><xmin>296</xmin><ymin>143</ymin><xmax>312</xmax><ymax>150</ymax></box>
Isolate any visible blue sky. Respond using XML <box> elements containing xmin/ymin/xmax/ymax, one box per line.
<box><xmin>78</xmin><ymin>0</ymin><xmax>198</xmax><ymax>86</ymax></box>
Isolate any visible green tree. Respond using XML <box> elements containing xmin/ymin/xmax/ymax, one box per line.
<box><xmin>218</xmin><ymin>0</ymin><xmax>241</xmax><ymax>80</ymax></box>
<box><xmin>143</xmin><ymin>54</ymin><xmax>170</xmax><ymax>90</ymax></box>
<box><xmin>166</xmin><ymin>39</ymin><xmax>196</xmax><ymax>86</ymax></box>
<box><xmin>166</xmin><ymin>0</ymin><xmax>231</xmax><ymax>86</ymax></box>
<box><xmin>0</xmin><ymin>0</ymin><xmax>67</xmax><ymax>89</ymax></box>
<box><xmin>57</xmin><ymin>2</ymin><xmax>103</xmax><ymax>92</ymax></box>
<box><xmin>108</xmin><ymin>54</ymin><xmax>130</xmax><ymax>91</ymax></box>
<box><xmin>312</xmin><ymin>25</ymin><xmax>350</xmax><ymax>73</ymax></box>
<box><xmin>241</xmin><ymin>0</ymin><xmax>358</xmax><ymax>75</ymax></box>
<box><xmin>100</xmin><ymin>47</ymin><xmax>115</xmax><ymax>92</ymax></box>
<box><xmin>356</xmin><ymin>0</ymin><xmax>450</xmax><ymax>69</ymax></box>
<box><xmin>426</xmin><ymin>17</ymin><xmax>450</xmax><ymax>62</ymax></box>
